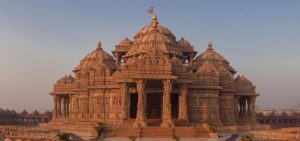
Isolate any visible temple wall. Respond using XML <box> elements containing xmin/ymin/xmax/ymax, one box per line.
<box><xmin>219</xmin><ymin>92</ymin><xmax>236</xmax><ymax>125</ymax></box>
<box><xmin>187</xmin><ymin>89</ymin><xmax>222</xmax><ymax>126</ymax></box>
<box><xmin>66</xmin><ymin>88</ymin><xmax>122</xmax><ymax>124</ymax></box>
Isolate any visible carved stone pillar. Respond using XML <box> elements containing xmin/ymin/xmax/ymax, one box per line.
<box><xmin>243</xmin><ymin>98</ymin><xmax>247</xmax><ymax>117</ymax></box>
<box><xmin>234</xmin><ymin>96</ymin><xmax>240</xmax><ymax>121</ymax></box>
<box><xmin>178</xmin><ymin>83</ymin><xmax>188</xmax><ymax>121</ymax></box>
<box><xmin>58</xmin><ymin>96</ymin><xmax>62</xmax><ymax>117</ymax></box>
<box><xmin>133</xmin><ymin>79</ymin><xmax>147</xmax><ymax>127</ymax></box>
<box><xmin>247</xmin><ymin>97</ymin><xmax>251</xmax><ymax>118</ymax></box>
<box><xmin>66</xmin><ymin>96</ymin><xmax>69</xmax><ymax>117</ymax></box>
<box><xmin>251</xmin><ymin>96</ymin><xmax>256</xmax><ymax>117</ymax></box>
<box><xmin>63</xmin><ymin>96</ymin><xmax>67</xmax><ymax>117</ymax></box>
<box><xmin>161</xmin><ymin>79</ymin><xmax>174</xmax><ymax>127</ymax></box>
<box><xmin>120</xmin><ymin>83</ymin><xmax>128</xmax><ymax>120</ymax></box>
<box><xmin>53</xmin><ymin>95</ymin><xmax>57</xmax><ymax>118</ymax></box>
<box><xmin>239</xmin><ymin>98</ymin><xmax>243</xmax><ymax>118</ymax></box>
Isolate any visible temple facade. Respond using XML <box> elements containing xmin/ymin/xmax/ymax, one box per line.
<box><xmin>50</xmin><ymin>15</ymin><xmax>258</xmax><ymax>128</ymax></box>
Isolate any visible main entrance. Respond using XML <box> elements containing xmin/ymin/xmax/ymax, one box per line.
<box><xmin>146</xmin><ymin>93</ymin><xmax>162</xmax><ymax>119</ymax></box>
<box><xmin>171</xmin><ymin>93</ymin><xmax>179</xmax><ymax>119</ymax></box>
<box><xmin>129</xmin><ymin>93</ymin><xmax>137</xmax><ymax>119</ymax></box>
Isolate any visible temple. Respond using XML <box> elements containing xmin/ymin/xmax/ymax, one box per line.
<box><xmin>48</xmin><ymin>14</ymin><xmax>259</xmax><ymax>130</ymax></box>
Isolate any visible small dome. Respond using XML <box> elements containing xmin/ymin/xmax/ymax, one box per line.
<box><xmin>218</xmin><ymin>65</ymin><xmax>235</xmax><ymax>90</ymax></box>
<box><xmin>235</xmin><ymin>75</ymin><xmax>253</xmax><ymax>85</ymax></box>
<box><xmin>117</xmin><ymin>37</ymin><xmax>133</xmax><ymax>46</ymax></box>
<box><xmin>75</xmin><ymin>41</ymin><xmax>117</xmax><ymax>72</ymax></box>
<box><xmin>194</xmin><ymin>42</ymin><xmax>236</xmax><ymax>74</ymax></box>
<box><xmin>57</xmin><ymin>74</ymin><xmax>75</xmax><ymax>84</ymax></box>
<box><xmin>177</xmin><ymin>37</ymin><xmax>192</xmax><ymax>46</ymax></box>
<box><xmin>196</xmin><ymin>61</ymin><xmax>219</xmax><ymax>77</ymax></box>
<box><xmin>235</xmin><ymin>75</ymin><xmax>255</xmax><ymax>93</ymax></box>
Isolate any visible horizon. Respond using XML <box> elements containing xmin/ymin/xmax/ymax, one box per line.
<box><xmin>0</xmin><ymin>0</ymin><xmax>300</xmax><ymax>112</ymax></box>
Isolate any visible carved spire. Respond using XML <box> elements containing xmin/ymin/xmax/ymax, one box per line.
<box><xmin>96</xmin><ymin>40</ymin><xmax>102</xmax><ymax>50</ymax></box>
<box><xmin>208</xmin><ymin>41</ymin><xmax>213</xmax><ymax>50</ymax></box>
<box><xmin>151</xmin><ymin>14</ymin><xmax>158</xmax><ymax>27</ymax></box>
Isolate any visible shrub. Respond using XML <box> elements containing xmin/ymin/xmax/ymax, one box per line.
<box><xmin>240</xmin><ymin>132</ymin><xmax>254</xmax><ymax>141</ymax></box>
<box><xmin>94</xmin><ymin>122</ymin><xmax>105</xmax><ymax>138</ymax></box>
<box><xmin>57</xmin><ymin>132</ymin><xmax>70</xmax><ymax>141</ymax></box>
<box><xmin>172</xmin><ymin>134</ymin><xmax>181</xmax><ymax>141</ymax></box>
<box><xmin>207</xmin><ymin>123</ymin><xmax>216</xmax><ymax>133</ymax></box>
<box><xmin>128</xmin><ymin>135</ymin><xmax>137</xmax><ymax>141</ymax></box>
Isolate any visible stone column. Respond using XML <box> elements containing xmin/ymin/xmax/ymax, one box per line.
<box><xmin>247</xmin><ymin>97</ymin><xmax>251</xmax><ymax>117</ymax></box>
<box><xmin>161</xmin><ymin>79</ymin><xmax>174</xmax><ymax>127</ymax></box>
<box><xmin>58</xmin><ymin>96</ymin><xmax>62</xmax><ymax>117</ymax></box>
<box><xmin>53</xmin><ymin>95</ymin><xmax>57</xmax><ymax>118</ymax></box>
<box><xmin>63</xmin><ymin>96</ymin><xmax>67</xmax><ymax>117</ymax></box>
<box><xmin>251</xmin><ymin>96</ymin><xmax>256</xmax><ymax>117</ymax></box>
<box><xmin>239</xmin><ymin>98</ymin><xmax>243</xmax><ymax>117</ymax></box>
<box><xmin>234</xmin><ymin>96</ymin><xmax>240</xmax><ymax>121</ymax></box>
<box><xmin>243</xmin><ymin>98</ymin><xmax>247</xmax><ymax>117</ymax></box>
<box><xmin>66</xmin><ymin>96</ymin><xmax>69</xmax><ymax>117</ymax></box>
<box><xmin>178</xmin><ymin>83</ymin><xmax>188</xmax><ymax>121</ymax></box>
<box><xmin>120</xmin><ymin>83</ymin><xmax>128</xmax><ymax>120</ymax></box>
<box><xmin>133</xmin><ymin>79</ymin><xmax>147</xmax><ymax>127</ymax></box>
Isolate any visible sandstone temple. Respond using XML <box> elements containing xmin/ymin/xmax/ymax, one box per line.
<box><xmin>47</xmin><ymin>14</ymin><xmax>259</xmax><ymax>135</ymax></box>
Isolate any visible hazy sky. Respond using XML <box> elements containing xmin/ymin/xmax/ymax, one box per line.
<box><xmin>0</xmin><ymin>0</ymin><xmax>300</xmax><ymax>112</ymax></box>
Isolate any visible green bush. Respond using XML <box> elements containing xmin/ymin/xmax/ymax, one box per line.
<box><xmin>207</xmin><ymin>123</ymin><xmax>216</xmax><ymax>133</ymax></box>
<box><xmin>94</xmin><ymin>122</ymin><xmax>105</xmax><ymax>138</ymax></box>
<box><xmin>240</xmin><ymin>132</ymin><xmax>254</xmax><ymax>140</ymax></box>
<box><xmin>172</xmin><ymin>134</ymin><xmax>181</xmax><ymax>141</ymax></box>
<box><xmin>128</xmin><ymin>135</ymin><xmax>137</xmax><ymax>141</ymax></box>
<box><xmin>57</xmin><ymin>132</ymin><xmax>70</xmax><ymax>141</ymax></box>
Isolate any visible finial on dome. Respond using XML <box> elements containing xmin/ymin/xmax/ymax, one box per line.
<box><xmin>208</xmin><ymin>41</ymin><xmax>213</xmax><ymax>50</ymax></box>
<box><xmin>96</xmin><ymin>40</ymin><xmax>102</xmax><ymax>49</ymax></box>
<box><xmin>152</xmin><ymin>14</ymin><xmax>158</xmax><ymax>27</ymax></box>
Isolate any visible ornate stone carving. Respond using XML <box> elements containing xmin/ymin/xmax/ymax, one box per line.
<box><xmin>161</xmin><ymin>79</ymin><xmax>174</xmax><ymax>127</ymax></box>
<box><xmin>133</xmin><ymin>79</ymin><xmax>147</xmax><ymax>127</ymax></box>
<box><xmin>178</xmin><ymin>83</ymin><xmax>188</xmax><ymax>120</ymax></box>
<box><xmin>120</xmin><ymin>83</ymin><xmax>128</xmax><ymax>120</ymax></box>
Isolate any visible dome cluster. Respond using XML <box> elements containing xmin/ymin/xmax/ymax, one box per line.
<box><xmin>53</xmin><ymin>14</ymin><xmax>256</xmax><ymax>96</ymax></box>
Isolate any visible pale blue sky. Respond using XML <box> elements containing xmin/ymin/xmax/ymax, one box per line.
<box><xmin>0</xmin><ymin>0</ymin><xmax>300</xmax><ymax>112</ymax></box>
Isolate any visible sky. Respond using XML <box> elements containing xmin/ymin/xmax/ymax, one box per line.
<box><xmin>0</xmin><ymin>0</ymin><xmax>300</xmax><ymax>113</ymax></box>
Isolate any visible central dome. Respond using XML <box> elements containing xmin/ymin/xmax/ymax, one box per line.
<box><xmin>134</xmin><ymin>24</ymin><xmax>176</xmax><ymax>42</ymax></box>
<box><xmin>125</xmin><ymin>15</ymin><xmax>177</xmax><ymax>57</ymax></box>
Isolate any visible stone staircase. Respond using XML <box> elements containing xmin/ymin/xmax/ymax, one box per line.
<box><xmin>173</xmin><ymin>119</ymin><xmax>190</xmax><ymax>127</ymax></box>
<box><xmin>141</xmin><ymin>127</ymin><xmax>173</xmax><ymax>138</ymax></box>
<box><xmin>102</xmin><ymin>126</ymin><xmax>210</xmax><ymax>138</ymax></box>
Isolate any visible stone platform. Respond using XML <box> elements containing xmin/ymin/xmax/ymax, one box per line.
<box><xmin>38</xmin><ymin>119</ymin><xmax>215</xmax><ymax>140</ymax></box>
